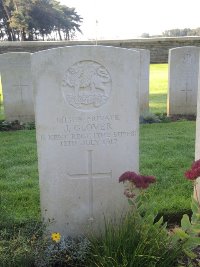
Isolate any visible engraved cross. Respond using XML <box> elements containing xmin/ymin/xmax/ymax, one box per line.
<box><xmin>181</xmin><ymin>81</ymin><xmax>192</xmax><ymax>104</ymax></box>
<box><xmin>12</xmin><ymin>78</ymin><xmax>29</xmax><ymax>104</ymax></box>
<box><xmin>68</xmin><ymin>150</ymin><xmax>112</xmax><ymax>222</ymax></box>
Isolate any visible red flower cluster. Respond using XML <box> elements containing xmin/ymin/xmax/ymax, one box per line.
<box><xmin>119</xmin><ymin>171</ymin><xmax>156</xmax><ymax>189</ymax></box>
<box><xmin>185</xmin><ymin>159</ymin><xmax>200</xmax><ymax>180</ymax></box>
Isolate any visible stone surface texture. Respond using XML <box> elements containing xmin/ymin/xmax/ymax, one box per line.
<box><xmin>195</xmin><ymin>62</ymin><xmax>200</xmax><ymax>200</ymax></box>
<box><xmin>168</xmin><ymin>46</ymin><xmax>199</xmax><ymax>116</ymax></box>
<box><xmin>133</xmin><ymin>49</ymin><xmax>149</xmax><ymax>114</ymax></box>
<box><xmin>0</xmin><ymin>52</ymin><xmax>34</xmax><ymax>122</ymax></box>
<box><xmin>32</xmin><ymin>45</ymin><xmax>140</xmax><ymax>237</ymax></box>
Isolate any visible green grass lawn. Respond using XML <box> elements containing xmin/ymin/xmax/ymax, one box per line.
<box><xmin>0</xmin><ymin>63</ymin><xmax>194</xmax><ymax>228</ymax></box>
<box><xmin>0</xmin><ymin>130</ymin><xmax>40</xmax><ymax>228</ymax></box>
<box><xmin>0</xmin><ymin>121</ymin><xmax>195</xmax><ymax>230</ymax></box>
<box><xmin>0</xmin><ymin>65</ymin><xmax>196</xmax><ymax>265</ymax></box>
<box><xmin>140</xmin><ymin>121</ymin><xmax>195</xmax><ymax>222</ymax></box>
<box><xmin>149</xmin><ymin>64</ymin><xmax>168</xmax><ymax>114</ymax></box>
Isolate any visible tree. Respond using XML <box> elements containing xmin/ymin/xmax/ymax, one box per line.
<box><xmin>0</xmin><ymin>0</ymin><xmax>82</xmax><ymax>41</ymax></box>
<box><xmin>162</xmin><ymin>27</ymin><xmax>200</xmax><ymax>37</ymax></box>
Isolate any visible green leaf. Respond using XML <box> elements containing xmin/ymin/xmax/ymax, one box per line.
<box><xmin>154</xmin><ymin>216</ymin><xmax>163</xmax><ymax>227</ymax></box>
<box><xmin>173</xmin><ymin>228</ymin><xmax>189</xmax><ymax>239</ymax></box>
<box><xmin>191</xmin><ymin>197</ymin><xmax>200</xmax><ymax>214</ymax></box>
<box><xmin>145</xmin><ymin>214</ymin><xmax>155</xmax><ymax>224</ymax></box>
<box><xmin>127</xmin><ymin>198</ymin><xmax>134</xmax><ymax>206</ymax></box>
<box><xmin>191</xmin><ymin>213</ymin><xmax>200</xmax><ymax>223</ymax></box>
<box><xmin>190</xmin><ymin>224</ymin><xmax>200</xmax><ymax>234</ymax></box>
<box><xmin>183</xmin><ymin>248</ymin><xmax>197</xmax><ymax>259</ymax></box>
<box><xmin>184</xmin><ymin>237</ymin><xmax>200</xmax><ymax>248</ymax></box>
<box><xmin>181</xmin><ymin>214</ymin><xmax>191</xmax><ymax>231</ymax></box>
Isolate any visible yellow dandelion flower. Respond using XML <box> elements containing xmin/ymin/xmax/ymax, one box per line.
<box><xmin>51</xmin><ymin>232</ymin><xmax>61</xmax><ymax>242</ymax></box>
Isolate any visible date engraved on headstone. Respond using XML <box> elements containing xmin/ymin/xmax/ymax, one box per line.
<box><xmin>68</xmin><ymin>150</ymin><xmax>112</xmax><ymax>221</ymax></box>
<box><xmin>62</xmin><ymin>61</ymin><xmax>112</xmax><ymax>110</ymax></box>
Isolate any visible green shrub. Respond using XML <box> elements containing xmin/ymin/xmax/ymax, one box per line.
<box><xmin>88</xmin><ymin>210</ymin><xmax>184</xmax><ymax>267</ymax></box>
<box><xmin>0</xmin><ymin>120</ymin><xmax>35</xmax><ymax>131</ymax></box>
<box><xmin>88</xmin><ymin>172</ymin><xmax>185</xmax><ymax>267</ymax></box>
<box><xmin>34</xmin><ymin>235</ymin><xmax>90</xmax><ymax>267</ymax></box>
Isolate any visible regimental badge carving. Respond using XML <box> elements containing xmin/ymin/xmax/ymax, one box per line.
<box><xmin>61</xmin><ymin>61</ymin><xmax>112</xmax><ymax>110</ymax></box>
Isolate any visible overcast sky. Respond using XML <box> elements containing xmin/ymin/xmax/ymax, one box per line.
<box><xmin>59</xmin><ymin>0</ymin><xmax>200</xmax><ymax>40</ymax></box>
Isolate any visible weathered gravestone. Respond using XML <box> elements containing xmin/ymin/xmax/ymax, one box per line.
<box><xmin>31</xmin><ymin>46</ymin><xmax>140</xmax><ymax>237</ymax></box>
<box><xmin>132</xmin><ymin>49</ymin><xmax>150</xmax><ymax>114</ymax></box>
<box><xmin>167</xmin><ymin>46</ymin><xmax>199</xmax><ymax>116</ymax></box>
<box><xmin>195</xmin><ymin>68</ymin><xmax>200</xmax><ymax>197</ymax></box>
<box><xmin>0</xmin><ymin>52</ymin><xmax>34</xmax><ymax>122</ymax></box>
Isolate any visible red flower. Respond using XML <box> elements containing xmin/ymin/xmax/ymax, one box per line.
<box><xmin>119</xmin><ymin>171</ymin><xmax>156</xmax><ymax>189</ymax></box>
<box><xmin>185</xmin><ymin>159</ymin><xmax>200</xmax><ymax>180</ymax></box>
<box><xmin>192</xmin><ymin>159</ymin><xmax>200</xmax><ymax>170</ymax></box>
<box><xmin>119</xmin><ymin>171</ymin><xmax>138</xmax><ymax>183</ymax></box>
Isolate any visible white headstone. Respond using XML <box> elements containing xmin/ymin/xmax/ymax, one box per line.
<box><xmin>32</xmin><ymin>46</ymin><xmax>140</xmax><ymax>237</ymax></box>
<box><xmin>167</xmin><ymin>46</ymin><xmax>199</xmax><ymax>116</ymax></box>
<box><xmin>195</xmin><ymin>58</ymin><xmax>200</xmax><ymax>199</ymax></box>
<box><xmin>196</xmin><ymin>89</ymin><xmax>200</xmax><ymax>160</ymax></box>
<box><xmin>0</xmin><ymin>52</ymin><xmax>34</xmax><ymax>122</ymax></box>
<box><xmin>134</xmin><ymin>49</ymin><xmax>150</xmax><ymax>114</ymax></box>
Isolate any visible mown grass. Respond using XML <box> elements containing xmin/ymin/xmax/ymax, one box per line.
<box><xmin>140</xmin><ymin>121</ymin><xmax>195</xmax><ymax>222</ymax></box>
<box><xmin>0</xmin><ymin>64</ymin><xmax>194</xmax><ymax>227</ymax></box>
<box><xmin>0</xmin><ymin>130</ymin><xmax>40</xmax><ymax>229</ymax></box>
<box><xmin>149</xmin><ymin>64</ymin><xmax>168</xmax><ymax>114</ymax></box>
<box><xmin>0</xmin><ymin>64</ymin><xmax>196</xmax><ymax>266</ymax></box>
<box><xmin>0</xmin><ymin>121</ymin><xmax>195</xmax><ymax>230</ymax></box>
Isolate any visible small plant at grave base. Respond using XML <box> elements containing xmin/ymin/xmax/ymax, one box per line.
<box><xmin>33</xmin><ymin>231</ymin><xmax>91</xmax><ymax>267</ymax></box>
<box><xmin>89</xmin><ymin>171</ymin><xmax>185</xmax><ymax>267</ymax></box>
<box><xmin>173</xmin><ymin>159</ymin><xmax>200</xmax><ymax>266</ymax></box>
<box><xmin>0</xmin><ymin>221</ymin><xmax>45</xmax><ymax>267</ymax></box>
<box><xmin>140</xmin><ymin>112</ymin><xmax>161</xmax><ymax>124</ymax></box>
<box><xmin>0</xmin><ymin>120</ymin><xmax>35</xmax><ymax>131</ymax></box>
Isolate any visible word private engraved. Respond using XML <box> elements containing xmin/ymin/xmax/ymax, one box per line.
<box><xmin>62</xmin><ymin>61</ymin><xmax>112</xmax><ymax>110</ymax></box>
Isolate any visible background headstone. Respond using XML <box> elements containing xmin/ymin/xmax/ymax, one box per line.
<box><xmin>133</xmin><ymin>49</ymin><xmax>150</xmax><ymax>114</ymax></box>
<box><xmin>32</xmin><ymin>45</ymin><xmax>140</xmax><ymax>237</ymax></box>
<box><xmin>167</xmin><ymin>46</ymin><xmax>199</xmax><ymax>116</ymax></box>
<box><xmin>195</xmin><ymin>62</ymin><xmax>200</xmax><ymax>198</ymax></box>
<box><xmin>0</xmin><ymin>52</ymin><xmax>34</xmax><ymax>122</ymax></box>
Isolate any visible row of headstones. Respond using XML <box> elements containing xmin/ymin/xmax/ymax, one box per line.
<box><xmin>1</xmin><ymin>45</ymin><xmax>200</xmax><ymax>237</ymax></box>
<box><xmin>0</xmin><ymin>49</ymin><xmax>149</xmax><ymax>122</ymax></box>
<box><xmin>0</xmin><ymin>45</ymin><xmax>199</xmax><ymax>124</ymax></box>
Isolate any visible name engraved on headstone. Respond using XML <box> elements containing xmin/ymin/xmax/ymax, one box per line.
<box><xmin>61</xmin><ymin>60</ymin><xmax>112</xmax><ymax>110</ymax></box>
<box><xmin>44</xmin><ymin>113</ymin><xmax>137</xmax><ymax>147</ymax></box>
<box><xmin>68</xmin><ymin>150</ymin><xmax>112</xmax><ymax>221</ymax></box>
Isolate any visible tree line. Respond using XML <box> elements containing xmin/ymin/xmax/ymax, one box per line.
<box><xmin>162</xmin><ymin>28</ymin><xmax>200</xmax><ymax>37</ymax></box>
<box><xmin>141</xmin><ymin>27</ymin><xmax>200</xmax><ymax>38</ymax></box>
<box><xmin>0</xmin><ymin>0</ymin><xmax>82</xmax><ymax>41</ymax></box>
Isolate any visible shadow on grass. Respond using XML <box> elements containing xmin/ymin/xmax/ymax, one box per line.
<box><xmin>149</xmin><ymin>93</ymin><xmax>167</xmax><ymax>114</ymax></box>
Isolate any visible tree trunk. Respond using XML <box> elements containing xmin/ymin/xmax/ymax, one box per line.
<box><xmin>28</xmin><ymin>30</ymin><xmax>33</xmax><ymax>41</ymax></box>
<box><xmin>58</xmin><ymin>28</ymin><xmax>62</xmax><ymax>41</ymax></box>
<box><xmin>21</xmin><ymin>28</ymin><xmax>26</xmax><ymax>41</ymax></box>
<box><xmin>2</xmin><ymin>1</ymin><xmax>16</xmax><ymax>41</ymax></box>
